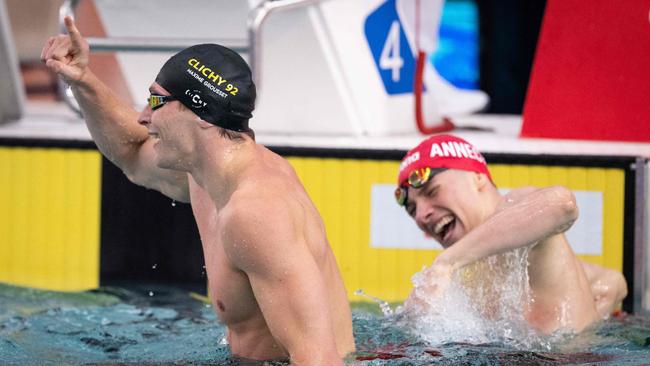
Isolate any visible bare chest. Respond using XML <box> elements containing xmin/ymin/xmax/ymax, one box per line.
<box><xmin>189</xmin><ymin>185</ymin><xmax>262</xmax><ymax>326</ymax></box>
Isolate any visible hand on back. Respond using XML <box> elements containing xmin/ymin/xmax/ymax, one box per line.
<box><xmin>40</xmin><ymin>16</ymin><xmax>89</xmax><ymax>84</ymax></box>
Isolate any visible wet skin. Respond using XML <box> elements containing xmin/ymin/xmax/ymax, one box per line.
<box><xmin>42</xmin><ymin>16</ymin><xmax>355</xmax><ymax>365</ymax></box>
<box><xmin>403</xmin><ymin>170</ymin><xmax>625</xmax><ymax>332</ymax></box>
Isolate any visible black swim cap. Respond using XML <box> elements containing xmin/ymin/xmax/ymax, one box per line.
<box><xmin>155</xmin><ymin>44</ymin><xmax>256</xmax><ymax>132</ymax></box>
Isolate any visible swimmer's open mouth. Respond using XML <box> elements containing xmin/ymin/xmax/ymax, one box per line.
<box><xmin>434</xmin><ymin>215</ymin><xmax>456</xmax><ymax>244</ymax></box>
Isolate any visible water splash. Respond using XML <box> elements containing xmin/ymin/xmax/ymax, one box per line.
<box><xmin>219</xmin><ymin>335</ymin><xmax>228</xmax><ymax>345</ymax></box>
<box><xmin>355</xmin><ymin>289</ymin><xmax>394</xmax><ymax>317</ymax></box>
<box><xmin>2</xmin><ymin>283</ymin><xmax>648</xmax><ymax>364</ymax></box>
<box><xmin>396</xmin><ymin>247</ymin><xmax>554</xmax><ymax>350</ymax></box>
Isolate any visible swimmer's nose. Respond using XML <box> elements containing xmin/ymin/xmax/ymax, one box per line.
<box><xmin>138</xmin><ymin>106</ymin><xmax>152</xmax><ymax>126</ymax></box>
<box><xmin>414</xmin><ymin>204</ymin><xmax>434</xmax><ymax>228</ymax></box>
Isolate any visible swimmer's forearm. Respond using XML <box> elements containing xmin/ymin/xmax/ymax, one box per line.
<box><xmin>71</xmin><ymin>70</ymin><xmax>146</xmax><ymax>168</ymax></box>
<box><xmin>438</xmin><ymin>186</ymin><xmax>579</xmax><ymax>270</ymax></box>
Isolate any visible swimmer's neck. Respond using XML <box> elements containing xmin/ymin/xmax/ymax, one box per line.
<box><xmin>189</xmin><ymin>135</ymin><xmax>257</xmax><ymax>210</ymax></box>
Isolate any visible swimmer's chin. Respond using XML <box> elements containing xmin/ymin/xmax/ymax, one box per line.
<box><xmin>437</xmin><ymin>225</ymin><xmax>462</xmax><ymax>249</ymax></box>
<box><xmin>445</xmin><ymin>232</ymin><xmax>464</xmax><ymax>249</ymax></box>
<box><xmin>426</xmin><ymin>231</ymin><xmax>452</xmax><ymax>249</ymax></box>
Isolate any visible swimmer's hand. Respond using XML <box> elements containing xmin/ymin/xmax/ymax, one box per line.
<box><xmin>41</xmin><ymin>16</ymin><xmax>89</xmax><ymax>84</ymax></box>
<box><xmin>403</xmin><ymin>260</ymin><xmax>455</xmax><ymax>313</ymax></box>
<box><xmin>420</xmin><ymin>260</ymin><xmax>454</xmax><ymax>294</ymax></box>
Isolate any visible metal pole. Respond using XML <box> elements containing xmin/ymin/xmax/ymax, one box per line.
<box><xmin>634</xmin><ymin>158</ymin><xmax>649</xmax><ymax>315</ymax></box>
<box><xmin>86</xmin><ymin>37</ymin><xmax>248</xmax><ymax>53</ymax></box>
<box><xmin>248</xmin><ymin>0</ymin><xmax>322</xmax><ymax>88</ymax></box>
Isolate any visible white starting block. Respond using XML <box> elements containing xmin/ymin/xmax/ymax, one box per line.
<box><xmin>253</xmin><ymin>0</ymin><xmax>488</xmax><ymax>136</ymax></box>
<box><xmin>78</xmin><ymin>0</ymin><xmax>488</xmax><ymax>136</ymax></box>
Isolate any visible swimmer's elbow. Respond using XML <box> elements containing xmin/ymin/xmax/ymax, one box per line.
<box><xmin>124</xmin><ymin>170</ymin><xmax>190</xmax><ymax>203</ymax></box>
<box><xmin>558</xmin><ymin>186</ymin><xmax>578</xmax><ymax>221</ymax></box>
<box><xmin>160</xmin><ymin>184</ymin><xmax>191</xmax><ymax>203</ymax></box>
<box><xmin>547</xmin><ymin>186</ymin><xmax>579</xmax><ymax>232</ymax></box>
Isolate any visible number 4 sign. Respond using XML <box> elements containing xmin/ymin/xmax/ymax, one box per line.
<box><xmin>364</xmin><ymin>0</ymin><xmax>420</xmax><ymax>95</ymax></box>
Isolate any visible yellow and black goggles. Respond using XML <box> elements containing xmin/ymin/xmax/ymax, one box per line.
<box><xmin>147</xmin><ymin>94</ymin><xmax>177</xmax><ymax>111</ymax></box>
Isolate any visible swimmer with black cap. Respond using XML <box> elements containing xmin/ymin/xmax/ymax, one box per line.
<box><xmin>42</xmin><ymin>16</ymin><xmax>354</xmax><ymax>365</ymax></box>
<box><xmin>154</xmin><ymin>43</ymin><xmax>255</xmax><ymax>133</ymax></box>
<box><xmin>395</xmin><ymin>134</ymin><xmax>628</xmax><ymax>333</ymax></box>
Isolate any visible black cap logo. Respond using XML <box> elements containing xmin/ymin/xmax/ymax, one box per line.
<box><xmin>184</xmin><ymin>89</ymin><xmax>208</xmax><ymax>109</ymax></box>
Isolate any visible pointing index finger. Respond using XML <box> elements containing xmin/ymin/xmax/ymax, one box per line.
<box><xmin>64</xmin><ymin>16</ymin><xmax>83</xmax><ymax>45</ymax></box>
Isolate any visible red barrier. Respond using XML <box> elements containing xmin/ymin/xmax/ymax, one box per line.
<box><xmin>521</xmin><ymin>0</ymin><xmax>650</xmax><ymax>142</ymax></box>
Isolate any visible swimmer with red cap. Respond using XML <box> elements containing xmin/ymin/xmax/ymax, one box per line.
<box><xmin>42</xmin><ymin>17</ymin><xmax>354</xmax><ymax>364</ymax></box>
<box><xmin>396</xmin><ymin>134</ymin><xmax>628</xmax><ymax>333</ymax></box>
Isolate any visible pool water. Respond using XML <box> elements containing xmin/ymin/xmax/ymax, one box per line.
<box><xmin>1</xmin><ymin>282</ymin><xmax>650</xmax><ymax>365</ymax></box>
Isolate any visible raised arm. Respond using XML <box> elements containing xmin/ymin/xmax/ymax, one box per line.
<box><xmin>437</xmin><ymin>185</ymin><xmax>578</xmax><ymax>271</ymax></box>
<box><xmin>223</xmin><ymin>198</ymin><xmax>342</xmax><ymax>366</ymax></box>
<box><xmin>41</xmin><ymin>16</ymin><xmax>189</xmax><ymax>202</ymax></box>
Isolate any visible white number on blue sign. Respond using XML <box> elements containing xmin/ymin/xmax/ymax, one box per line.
<box><xmin>379</xmin><ymin>20</ymin><xmax>404</xmax><ymax>82</ymax></box>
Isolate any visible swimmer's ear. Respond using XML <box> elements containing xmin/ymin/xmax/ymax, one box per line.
<box><xmin>196</xmin><ymin>118</ymin><xmax>214</xmax><ymax>129</ymax></box>
<box><xmin>474</xmin><ymin>172</ymin><xmax>490</xmax><ymax>191</ymax></box>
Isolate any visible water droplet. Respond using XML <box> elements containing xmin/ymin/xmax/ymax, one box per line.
<box><xmin>354</xmin><ymin>289</ymin><xmax>393</xmax><ymax>316</ymax></box>
<box><xmin>171</xmin><ymin>200</ymin><xmax>176</xmax><ymax>207</ymax></box>
<box><xmin>148</xmin><ymin>291</ymin><xmax>154</xmax><ymax>297</ymax></box>
<box><xmin>151</xmin><ymin>264</ymin><xmax>157</xmax><ymax>269</ymax></box>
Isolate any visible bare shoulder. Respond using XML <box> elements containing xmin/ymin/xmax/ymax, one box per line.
<box><xmin>581</xmin><ymin>260</ymin><xmax>628</xmax><ymax>290</ymax></box>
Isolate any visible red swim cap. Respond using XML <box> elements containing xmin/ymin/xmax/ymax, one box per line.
<box><xmin>397</xmin><ymin>134</ymin><xmax>492</xmax><ymax>187</ymax></box>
